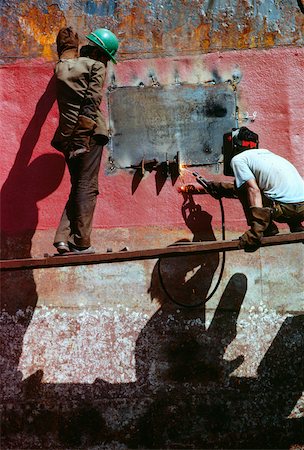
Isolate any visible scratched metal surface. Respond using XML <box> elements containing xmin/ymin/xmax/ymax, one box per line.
<box><xmin>108</xmin><ymin>83</ymin><xmax>236</xmax><ymax>167</ymax></box>
<box><xmin>0</xmin><ymin>0</ymin><xmax>303</xmax><ymax>62</ymax></box>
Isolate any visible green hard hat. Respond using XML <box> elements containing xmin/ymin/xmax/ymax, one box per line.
<box><xmin>86</xmin><ymin>28</ymin><xmax>119</xmax><ymax>64</ymax></box>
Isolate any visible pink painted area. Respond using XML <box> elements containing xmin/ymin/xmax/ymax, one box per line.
<box><xmin>1</xmin><ymin>47</ymin><xmax>303</xmax><ymax>238</ymax></box>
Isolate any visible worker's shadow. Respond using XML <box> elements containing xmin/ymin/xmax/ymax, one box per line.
<box><xmin>0</xmin><ymin>75</ymin><xmax>65</xmax><ymax>399</ymax></box>
<box><xmin>135</xmin><ymin>192</ymin><xmax>247</xmax><ymax>390</ymax></box>
<box><xmin>129</xmin><ymin>193</ymin><xmax>303</xmax><ymax>448</ymax></box>
<box><xmin>132</xmin><ymin>314</ymin><xmax>304</xmax><ymax>449</ymax></box>
<box><xmin>57</xmin><ymin>193</ymin><xmax>248</xmax><ymax>447</ymax></box>
<box><xmin>2</xmin><ymin>189</ymin><xmax>303</xmax><ymax>448</ymax></box>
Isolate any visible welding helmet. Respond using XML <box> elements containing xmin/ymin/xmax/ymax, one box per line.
<box><xmin>86</xmin><ymin>28</ymin><xmax>119</xmax><ymax>64</ymax></box>
<box><xmin>223</xmin><ymin>127</ymin><xmax>259</xmax><ymax>176</ymax></box>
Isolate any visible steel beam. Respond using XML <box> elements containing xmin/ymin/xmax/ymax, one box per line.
<box><xmin>0</xmin><ymin>232</ymin><xmax>303</xmax><ymax>271</ymax></box>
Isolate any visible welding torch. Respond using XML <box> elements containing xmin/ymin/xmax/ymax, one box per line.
<box><xmin>191</xmin><ymin>172</ymin><xmax>210</xmax><ymax>190</ymax></box>
<box><xmin>179</xmin><ymin>171</ymin><xmax>211</xmax><ymax>195</ymax></box>
<box><xmin>192</xmin><ymin>172</ymin><xmax>226</xmax><ymax>239</ymax></box>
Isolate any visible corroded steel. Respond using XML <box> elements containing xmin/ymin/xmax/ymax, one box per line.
<box><xmin>1</xmin><ymin>232</ymin><xmax>303</xmax><ymax>271</ymax></box>
<box><xmin>0</xmin><ymin>1</ymin><xmax>303</xmax><ymax>62</ymax></box>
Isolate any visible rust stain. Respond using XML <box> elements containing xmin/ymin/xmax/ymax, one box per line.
<box><xmin>1</xmin><ymin>1</ymin><xmax>303</xmax><ymax>64</ymax></box>
<box><xmin>18</xmin><ymin>4</ymin><xmax>66</xmax><ymax>59</ymax></box>
<box><xmin>193</xmin><ymin>21</ymin><xmax>211</xmax><ymax>52</ymax></box>
<box><xmin>295</xmin><ymin>13</ymin><xmax>304</xmax><ymax>43</ymax></box>
<box><xmin>117</xmin><ymin>2</ymin><xmax>149</xmax><ymax>48</ymax></box>
<box><xmin>257</xmin><ymin>17</ymin><xmax>276</xmax><ymax>48</ymax></box>
<box><xmin>237</xmin><ymin>19</ymin><xmax>252</xmax><ymax>49</ymax></box>
<box><xmin>151</xmin><ymin>20</ymin><xmax>164</xmax><ymax>52</ymax></box>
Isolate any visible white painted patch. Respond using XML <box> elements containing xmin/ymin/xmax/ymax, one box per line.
<box><xmin>224</xmin><ymin>304</ymin><xmax>289</xmax><ymax>377</ymax></box>
<box><xmin>18</xmin><ymin>306</ymin><xmax>149</xmax><ymax>384</ymax></box>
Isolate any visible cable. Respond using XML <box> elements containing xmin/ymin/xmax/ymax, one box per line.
<box><xmin>157</xmin><ymin>197</ymin><xmax>226</xmax><ymax>308</ymax></box>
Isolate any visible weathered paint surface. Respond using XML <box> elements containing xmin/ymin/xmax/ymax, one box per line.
<box><xmin>1</xmin><ymin>0</ymin><xmax>304</xmax><ymax>448</ymax></box>
<box><xmin>1</xmin><ymin>246</ymin><xmax>304</xmax><ymax>448</ymax></box>
<box><xmin>1</xmin><ymin>226</ymin><xmax>304</xmax><ymax>448</ymax></box>
<box><xmin>0</xmin><ymin>0</ymin><xmax>303</xmax><ymax>61</ymax></box>
<box><xmin>1</xmin><ymin>47</ymin><xmax>303</xmax><ymax>235</ymax></box>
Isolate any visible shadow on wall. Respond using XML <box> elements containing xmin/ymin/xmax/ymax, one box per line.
<box><xmin>1</xmin><ymin>165</ymin><xmax>303</xmax><ymax>448</ymax></box>
<box><xmin>0</xmin><ymin>76</ymin><xmax>65</xmax><ymax>408</ymax></box>
<box><xmin>297</xmin><ymin>0</ymin><xmax>304</xmax><ymax>14</ymax></box>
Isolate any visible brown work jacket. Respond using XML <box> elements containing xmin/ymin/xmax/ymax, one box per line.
<box><xmin>51</xmin><ymin>50</ymin><xmax>109</xmax><ymax>152</ymax></box>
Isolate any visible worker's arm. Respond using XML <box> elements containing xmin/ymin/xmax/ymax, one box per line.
<box><xmin>244</xmin><ymin>178</ymin><xmax>263</xmax><ymax>207</ymax></box>
<box><xmin>56</xmin><ymin>27</ymin><xmax>79</xmax><ymax>58</ymax></box>
<box><xmin>179</xmin><ymin>181</ymin><xmax>238</xmax><ymax>199</ymax></box>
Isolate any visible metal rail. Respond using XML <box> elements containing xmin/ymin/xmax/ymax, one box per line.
<box><xmin>0</xmin><ymin>232</ymin><xmax>303</xmax><ymax>271</ymax></box>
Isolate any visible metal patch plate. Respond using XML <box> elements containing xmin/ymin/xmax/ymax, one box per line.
<box><xmin>108</xmin><ymin>84</ymin><xmax>236</xmax><ymax>168</ymax></box>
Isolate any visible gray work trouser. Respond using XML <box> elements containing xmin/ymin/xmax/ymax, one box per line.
<box><xmin>54</xmin><ymin>141</ymin><xmax>103</xmax><ymax>248</ymax></box>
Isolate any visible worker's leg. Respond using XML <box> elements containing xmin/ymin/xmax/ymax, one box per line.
<box><xmin>54</xmin><ymin>141</ymin><xmax>103</xmax><ymax>249</ymax></box>
<box><xmin>53</xmin><ymin>198</ymin><xmax>74</xmax><ymax>249</ymax></box>
<box><xmin>272</xmin><ymin>202</ymin><xmax>304</xmax><ymax>232</ymax></box>
<box><xmin>68</xmin><ymin>141</ymin><xmax>103</xmax><ymax>248</ymax></box>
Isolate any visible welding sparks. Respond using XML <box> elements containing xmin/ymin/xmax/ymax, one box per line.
<box><xmin>178</xmin><ymin>165</ymin><xmax>197</xmax><ymax>193</ymax></box>
<box><xmin>181</xmin><ymin>166</ymin><xmax>193</xmax><ymax>174</ymax></box>
<box><xmin>178</xmin><ymin>164</ymin><xmax>190</xmax><ymax>187</ymax></box>
<box><xmin>177</xmin><ymin>166</ymin><xmax>209</xmax><ymax>194</ymax></box>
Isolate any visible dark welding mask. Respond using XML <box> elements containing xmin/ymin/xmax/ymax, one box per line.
<box><xmin>223</xmin><ymin>126</ymin><xmax>259</xmax><ymax>176</ymax></box>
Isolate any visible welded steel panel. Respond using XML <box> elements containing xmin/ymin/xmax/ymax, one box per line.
<box><xmin>108</xmin><ymin>84</ymin><xmax>236</xmax><ymax>167</ymax></box>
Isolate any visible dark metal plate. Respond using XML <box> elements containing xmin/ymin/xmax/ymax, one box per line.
<box><xmin>108</xmin><ymin>84</ymin><xmax>236</xmax><ymax>167</ymax></box>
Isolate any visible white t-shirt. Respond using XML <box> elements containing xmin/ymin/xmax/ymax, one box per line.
<box><xmin>231</xmin><ymin>149</ymin><xmax>304</xmax><ymax>203</ymax></box>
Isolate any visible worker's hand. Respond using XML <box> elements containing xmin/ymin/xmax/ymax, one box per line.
<box><xmin>203</xmin><ymin>181</ymin><xmax>222</xmax><ymax>199</ymax></box>
<box><xmin>205</xmin><ymin>181</ymin><xmax>238</xmax><ymax>199</ymax></box>
<box><xmin>239</xmin><ymin>232</ymin><xmax>261</xmax><ymax>252</ymax></box>
<box><xmin>239</xmin><ymin>207</ymin><xmax>272</xmax><ymax>252</ymax></box>
<box><xmin>68</xmin><ymin>115</ymin><xmax>97</xmax><ymax>158</ymax></box>
<box><xmin>56</xmin><ymin>27</ymin><xmax>79</xmax><ymax>58</ymax></box>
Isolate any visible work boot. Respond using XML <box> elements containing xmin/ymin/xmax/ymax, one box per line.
<box><xmin>239</xmin><ymin>207</ymin><xmax>272</xmax><ymax>252</ymax></box>
<box><xmin>54</xmin><ymin>241</ymin><xmax>70</xmax><ymax>254</ymax></box>
<box><xmin>288</xmin><ymin>222</ymin><xmax>304</xmax><ymax>233</ymax></box>
<box><xmin>68</xmin><ymin>243</ymin><xmax>95</xmax><ymax>254</ymax></box>
<box><xmin>263</xmin><ymin>221</ymin><xmax>279</xmax><ymax>237</ymax></box>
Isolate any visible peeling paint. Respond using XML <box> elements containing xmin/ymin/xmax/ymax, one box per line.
<box><xmin>1</xmin><ymin>305</ymin><xmax>303</xmax><ymax>448</ymax></box>
<box><xmin>0</xmin><ymin>0</ymin><xmax>303</xmax><ymax>61</ymax></box>
<box><xmin>17</xmin><ymin>4</ymin><xmax>66</xmax><ymax>58</ymax></box>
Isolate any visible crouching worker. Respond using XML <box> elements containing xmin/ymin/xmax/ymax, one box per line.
<box><xmin>51</xmin><ymin>27</ymin><xmax>119</xmax><ymax>254</ymax></box>
<box><xmin>204</xmin><ymin>127</ymin><xmax>304</xmax><ymax>252</ymax></box>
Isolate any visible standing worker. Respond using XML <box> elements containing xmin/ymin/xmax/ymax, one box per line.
<box><xmin>51</xmin><ymin>26</ymin><xmax>119</xmax><ymax>254</ymax></box>
<box><xmin>199</xmin><ymin>127</ymin><xmax>304</xmax><ymax>251</ymax></box>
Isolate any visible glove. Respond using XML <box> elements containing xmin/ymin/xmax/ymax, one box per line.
<box><xmin>68</xmin><ymin>115</ymin><xmax>97</xmax><ymax>159</ymax></box>
<box><xmin>239</xmin><ymin>207</ymin><xmax>272</xmax><ymax>252</ymax></box>
<box><xmin>56</xmin><ymin>27</ymin><xmax>79</xmax><ymax>58</ymax></box>
<box><xmin>204</xmin><ymin>181</ymin><xmax>237</xmax><ymax>199</ymax></box>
